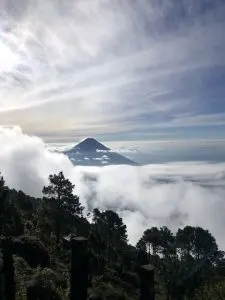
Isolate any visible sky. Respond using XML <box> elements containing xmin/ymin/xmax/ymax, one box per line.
<box><xmin>0</xmin><ymin>0</ymin><xmax>225</xmax><ymax>145</ymax></box>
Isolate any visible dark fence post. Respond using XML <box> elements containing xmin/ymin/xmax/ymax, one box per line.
<box><xmin>0</xmin><ymin>188</ymin><xmax>10</xmax><ymax>236</ymax></box>
<box><xmin>27</xmin><ymin>280</ymin><xmax>41</xmax><ymax>300</ymax></box>
<box><xmin>70</xmin><ymin>237</ymin><xmax>89</xmax><ymax>300</ymax></box>
<box><xmin>138</xmin><ymin>264</ymin><xmax>155</xmax><ymax>300</ymax></box>
<box><xmin>27</xmin><ymin>281</ymin><xmax>39</xmax><ymax>300</ymax></box>
<box><xmin>1</xmin><ymin>238</ymin><xmax>15</xmax><ymax>300</ymax></box>
<box><xmin>0</xmin><ymin>250</ymin><xmax>4</xmax><ymax>299</ymax></box>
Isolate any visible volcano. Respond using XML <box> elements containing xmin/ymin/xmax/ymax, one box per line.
<box><xmin>64</xmin><ymin>138</ymin><xmax>138</xmax><ymax>166</ymax></box>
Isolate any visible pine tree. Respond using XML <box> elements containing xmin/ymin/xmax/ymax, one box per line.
<box><xmin>42</xmin><ymin>171</ymin><xmax>83</xmax><ymax>244</ymax></box>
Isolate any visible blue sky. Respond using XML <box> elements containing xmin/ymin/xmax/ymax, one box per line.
<box><xmin>0</xmin><ymin>0</ymin><xmax>225</xmax><ymax>144</ymax></box>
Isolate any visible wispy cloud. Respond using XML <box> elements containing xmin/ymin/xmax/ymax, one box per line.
<box><xmin>0</xmin><ymin>0</ymin><xmax>225</xmax><ymax>141</ymax></box>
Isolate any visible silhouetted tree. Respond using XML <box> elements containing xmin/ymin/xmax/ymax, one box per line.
<box><xmin>143</xmin><ymin>227</ymin><xmax>161</xmax><ymax>257</ymax></box>
<box><xmin>136</xmin><ymin>238</ymin><xmax>149</xmax><ymax>266</ymax></box>
<box><xmin>42</xmin><ymin>171</ymin><xmax>83</xmax><ymax>244</ymax></box>
<box><xmin>176</xmin><ymin>226</ymin><xmax>219</xmax><ymax>260</ymax></box>
<box><xmin>193</xmin><ymin>227</ymin><xmax>218</xmax><ymax>260</ymax></box>
<box><xmin>0</xmin><ymin>172</ymin><xmax>4</xmax><ymax>189</ymax></box>
<box><xmin>176</xmin><ymin>226</ymin><xmax>195</xmax><ymax>257</ymax></box>
<box><xmin>174</xmin><ymin>226</ymin><xmax>222</xmax><ymax>298</ymax></box>
<box><xmin>0</xmin><ymin>173</ymin><xmax>6</xmax><ymax>235</ymax></box>
<box><xmin>0</xmin><ymin>174</ymin><xmax>24</xmax><ymax>237</ymax></box>
<box><xmin>92</xmin><ymin>209</ymin><xmax>127</xmax><ymax>263</ymax></box>
<box><xmin>136</xmin><ymin>237</ymin><xmax>147</xmax><ymax>252</ymax></box>
<box><xmin>159</xmin><ymin>226</ymin><xmax>175</xmax><ymax>258</ymax></box>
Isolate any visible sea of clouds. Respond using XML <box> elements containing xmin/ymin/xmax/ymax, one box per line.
<box><xmin>1</xmin><ymin>126</ymin><xmax>225</xmax><ymax>249</ymax></box>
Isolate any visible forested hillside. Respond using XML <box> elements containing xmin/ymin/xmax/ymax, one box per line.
<box><xmin>0</xmin><ymin>171</ymin><xmax>225</xmax><ymax>300</ymax></box>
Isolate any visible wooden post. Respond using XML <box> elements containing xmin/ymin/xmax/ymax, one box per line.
<box><xmin>0</xmin><ymin>250</ymin><xmax>4</xmax><ymax>300</ymax></box>
<box><xmin>27</xmin><ymin>282</ymin><xmax>38</xmax><ymax>300</ymax></box>
<box><xmin>0</xmin><ymin>188</ymin><xmax>9</xmax><ymax>236</ymax></box>
<box><xmin>138</xmin><ymin>264</ymin><xmax>155</xmax><ymax>300</ymax></box>
<box><xmin>70</xmin><ymin>237</ymin><xmax>89</xmax><ymax>300</ymax></box>
<box><xmin>1</xmin><ymin>238</ymin><xmax>15</xmax><ymax>300</ymax></box>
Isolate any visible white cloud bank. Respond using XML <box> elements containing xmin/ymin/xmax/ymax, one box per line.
<box><xmin>1</xmin><ymin>127</ymin><xmax>225</xmax><ymax>249</ymax></box>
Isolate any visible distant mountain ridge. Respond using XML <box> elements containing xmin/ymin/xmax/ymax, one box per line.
<box><xmin>64</xmin><ymin>138</ymin><xmax>138</xmax><ymax>166</ymax></box>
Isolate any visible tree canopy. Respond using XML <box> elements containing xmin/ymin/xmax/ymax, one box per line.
<box><xmin>42</xmin><ymin>171</ymin><xmax>83</xmax><ymax>244</ymax></box>
<box><xmin>0</xmin><ymin>170</ymin><xmax>225</xmax><ymax>300</ymax></box>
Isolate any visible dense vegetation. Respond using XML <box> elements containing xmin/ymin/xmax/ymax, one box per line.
<box><xmin>1</xmin><ymin>171</ymin><xmax>225</xmax><ymax>299</ymax></box>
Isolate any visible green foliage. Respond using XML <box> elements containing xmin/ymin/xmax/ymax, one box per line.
<box><xmin>137</xmin><ymin>225</ymin><xmax>223</xmax><ymax>299</ymax></box>
<box><xmin>143</xmin><ymin>227</ymin><xmax>161</xmax><ymax>256</ymax></box>
<box><xmin>176</xmin><ymin>226</ymin><xmax>219</xmax><ymax>260</ymax></box>
<box><xmin>91</xmin><ymin>268</ymin><xmax>139</xmax><ymax>300</ymax></box>
<box><xmin>159</xmin><ymin>226</ymin><xmax>175</xmax><ymax>257</ymax></box>
<box><xmin>0</xmin><ymin>184</ymin><xmax>24</xmax><ymax>237</ymax></box>
<box><xmin>140</xmin><ymin>226</ymin><xmax>175</xmax><ymax>260</ymax></box>
<box><xmin>92</xmin><ymin>209</ymin><xmax>128</xmax><ymax>244</ymax></box>
<box><xmin>32</xmin><ymin>267</ymin><xmax>67</xmax><ymax>296</ymax></box>
<box><xmin>92</xmin><ymin>209</ymin><xmax>128</xmax><ymax>263</ymax></box>
<box><xmin>193</xmin><ymin>278</ymin><xmax>225</xmax><ymax>300</ymax></box>
<box><xmin>14</xmin><ymin>255</ymin><xmax>34</xmax><ymax>300</ymax></box>
<box><xmin>14</xmin><ymin>256</ymin><xmax>67</xmax><ymax>300</ymax></box>
<box><xmin>136</xmin><ymin>237</ymin><xmax>146</xmax><ymax>252</ymax></box>
<box><xmin>43</xmin><ymin>171</ymin><xmax>83</xmax><ymax>215</ymax></box>
<box><xmin>0</xmin><ymin>170</ymin><xmax>225</xmax><ymax>300</ymax></box>
<box><xmin>42</xmin><ymin>171</ymin><xmax>84</xmax><ymax>244</ymax></box>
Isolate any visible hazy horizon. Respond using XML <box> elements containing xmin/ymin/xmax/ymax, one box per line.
<box><xmin>0</xmin><ymin>126</ymin><xmax>225</xmax><ymax>249</ymax></box>
<box><xmin>47</xmin><ymin>138</ymin><xmax>225</xmax><ymax>165</ymax></box>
